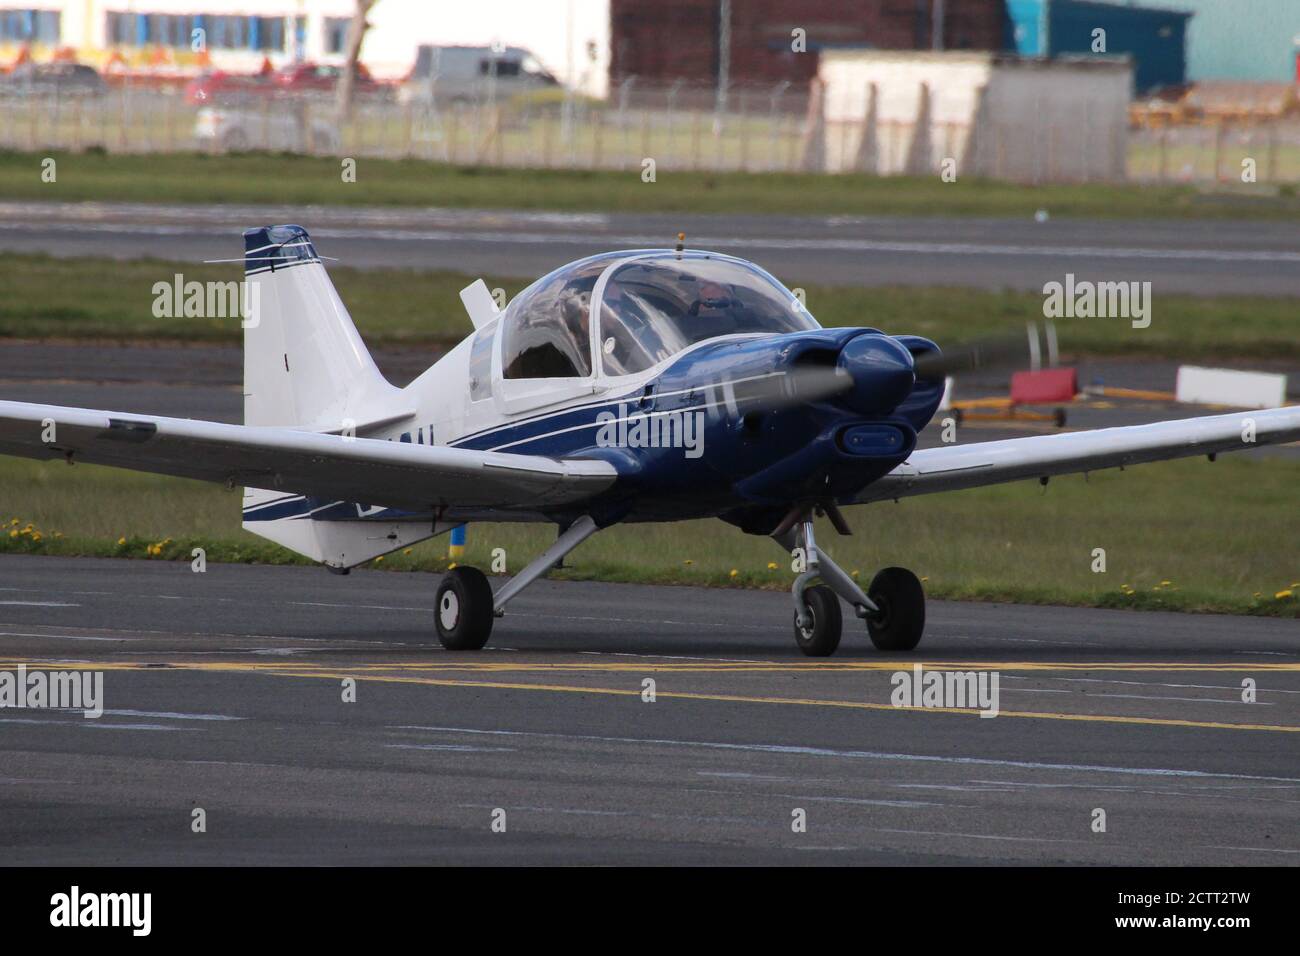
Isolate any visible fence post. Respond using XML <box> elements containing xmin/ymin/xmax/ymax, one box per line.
<box><xmin>617</xmin><ymin>75</ymin><xmax>635</xmax><ymax>170</ymax></box>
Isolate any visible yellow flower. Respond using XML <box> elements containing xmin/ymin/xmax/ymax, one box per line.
<box><xmin>374</xmin><ymin>556</ymin><xmax>384</xmax><ymax>563</ymax></box>
<box><xmin>683</xmin><ymin>559</ymin><xmax>693</xmax><ymax>566</ymax></box>
<box><xmin>851</xmin><ymin>569</ymin><xmax>859</xmax><ymax>578</ymax></box>
<box><xmin>117</xmin><ymin>536</ymin><xmax>126</xmax><ymax>546</ymax></box>
<box><xmin>31</xmin><ymin>533</ymin><xmax>41</xmax><ymax>543</ymax></box>
<box><xmin>1275</xmin><ymin>589</ymin><xmax>1294</xmax><ymax>600</ymax></box>
<box><xmin>403</xmin><ymin>548</ymin><xmax>412</xmax><ymax>555</ymax></box>
<box><xmin>8</xmin><ymin>530</ymin><xmax>16</xmax><ymax>539</ymax></box>
<box><xmin>766</xmin><ymin>562</ymin><xmax>778</xmax><ymax>571</ymax></box>
<box><xmin>920</xmin><ymin>576</ymin><xmax>929</xmax><ymax>582</ymax></box>
<box><xmin>1160</xmin><ymin>580</ymin><xmax>1172</xmax><ymax>587</ymax></box>
<box><xmin>729</xmin><ymin>569</ymin><xmax>738</xmax><ymax>578</ymax></box>
<box><xmin>448</xmin><ymin>561</ymin><xmax>456</xmax><ymax>569</ymax></box>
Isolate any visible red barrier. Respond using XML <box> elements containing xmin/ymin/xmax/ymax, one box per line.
<box><xmin>1010</xmin><ymin>368</ymin><xmax>1078</xmax><ymax>404</ymax></box>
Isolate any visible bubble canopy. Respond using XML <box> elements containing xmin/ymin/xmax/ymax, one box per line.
<box><xmin>499</xmin><ymin>252</ymin><xmax>818</xmax><ymax>380</ymax></box>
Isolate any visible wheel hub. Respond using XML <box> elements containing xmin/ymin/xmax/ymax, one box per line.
<box><xmin>439</xmin><ymin>591</ymin><xmax>460</xmax><ymax>631</ymax></box>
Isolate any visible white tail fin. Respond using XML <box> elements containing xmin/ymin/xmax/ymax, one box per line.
<box><xmin>239</xmin><ymin>225</ymin><xmax>435</xmax><ymax>569</ymax></box>
<box><xmin>242</xmin><ymin>224</ymin><xmax>404</xmax><ymax>430</ymax></box>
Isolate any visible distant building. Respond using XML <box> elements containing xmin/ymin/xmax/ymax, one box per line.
<box><xmin>609</xmin><ymin>0</ymin><xmax>1010</xmax><ymax>89</ymax></box>
<box><xmin>0</xmin><ymin>0</ymin><xmax>358</xmax><ymax>72</ymax></box>
<box><xmin>1136</xmin><ymin>0</ymin><xmax>1300</xmax><ymax>84</ymax></box>
<box><xmin>1005</xmin><ymin>0</ymin><xmax>1190</xmax><ymax>92</ymax></box>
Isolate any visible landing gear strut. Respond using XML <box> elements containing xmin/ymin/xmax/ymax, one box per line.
<box><xmin>433</xmin><ymin>515</ymin><xmax>600</xmax><ymax>651</ymax></box>
<box><xmin>774</xmin><ymin>506</ymin><xmax>926</xmax><ymax>656</ymax></box>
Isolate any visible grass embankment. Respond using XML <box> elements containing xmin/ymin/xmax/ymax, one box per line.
<box><xmin>2</xmin><ymin>149</ymin><xmax>1298</xmax><ymax>220</ymax></box>
<box><xmin>3</xmin><ymin>253</ymin><xmax>1297</xmax><ymax>361</ymax></box>
<box><xmin>2</xmin><ymin>455</ymin><xmax>1295</xmax><ymax>617</ymax></box>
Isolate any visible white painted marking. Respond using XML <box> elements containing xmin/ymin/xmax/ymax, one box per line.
<box><xmin>1096</xmin><ymin>693</ymin><xmax>1272</xmax><ymax>706</ymax></box>
<box><xmin>101</xmin><ymin>709</ymin><xmax>243</xmax><ymax>722</ymax></box>
<box><xmin>0</xmin><ymin>631</ymin><xmax>127</xmax><ymax>642</ymax></box>
<box><xmin>393</xmin><ymin>725</ymin><xmax>1300</xmax><ymax>784</ymax></box>
<box><xmin>385</xmin><ymin>743</ymin><xmax>515</xmax><ymax>753</ymax></box>
<box><xmin>0</xmin><ymin>601</ymin><xmax>78</xmax><ymax>607</ymax></box>
<box><xmin>82</xmin><ymin>723</ymin><xmax>190</xmax><ymax>732</ymax></box>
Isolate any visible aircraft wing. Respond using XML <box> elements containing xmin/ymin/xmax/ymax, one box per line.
<box><xmin>855</xmin><ymin>406</ymin><xmax>1300</xmax><ymax>504</ymax></box>
<box><xmin>0</xmin><ymin>400</ymin><xmax>616</xmax><ymax>512</ymax></box>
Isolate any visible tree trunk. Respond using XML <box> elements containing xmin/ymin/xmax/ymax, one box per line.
<box><xmin>335</xmin><ymin>0</ymin><xmax>376</xmax><ymax>123</ymax></box>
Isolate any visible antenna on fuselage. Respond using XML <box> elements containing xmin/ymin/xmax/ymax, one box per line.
<box><xmin>674</xmin><ymin>232</ymin><xmax>685</xmax><ymax>259</ymax></box>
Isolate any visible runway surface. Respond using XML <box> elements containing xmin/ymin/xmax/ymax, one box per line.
<box><xmin>0</xmin><ymin>554</ymin><xmax>1296</xmax><ymax>865</ymax></box>
<box><xmin>5</xmin><ymin>200</ymin><xmax>1300</xmax><ymax>295</ymax></box>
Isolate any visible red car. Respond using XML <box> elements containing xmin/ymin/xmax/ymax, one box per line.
<box><xmin>271</xmin><ymin>62</ymin><xmax>379</xmax><ymax>93</ymax></box>
<box><xmin>184</xmin><ymin>70</ymin><xmax>271</xmax><ymax>105</ymax></box>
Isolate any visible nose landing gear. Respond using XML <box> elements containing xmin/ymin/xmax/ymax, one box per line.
<box><xmin>776</xmin><ymin>507</ymin><xmax>926</xmax><ymax>657</ymax></box>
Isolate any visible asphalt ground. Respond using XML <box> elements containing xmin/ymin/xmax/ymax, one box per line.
<box><xmin>0</xmin><ymin>555</ymin><xmax>1296</xmax><ymax>865</ymax></box>
<box><xmin>4</xmin><ymin>201</ymin><xmax>1300</xmax><ymax>295</ymax></box>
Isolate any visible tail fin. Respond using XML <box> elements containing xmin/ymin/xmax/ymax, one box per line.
<box><xmin>240</xmin><ymin>225</ymin><xmax>435</xmax><ymax>569</ymax></box>
<box><xmin>242</xmin><ymin>224</ymin><xmax>401</xmax><ymax>429</ymax></box>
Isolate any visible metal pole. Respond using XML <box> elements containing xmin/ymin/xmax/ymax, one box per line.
<box><xmin>716</xmin><ymin>0</ymin><xmax>731</xmax><ymax>115</ymax></box>
<box><xmin>931</xmin><ymin>0</ymin><xmax>945</xmax><ymax>51</ymax></box>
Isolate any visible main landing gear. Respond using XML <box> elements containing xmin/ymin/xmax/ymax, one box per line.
<box><xmin>774</xmin><ymin>508</ymin><xmax>925</xmax><ymax>657</ymax></box>
<box><xmin>433</xmin><ymin>515</ymin><xmax>600</xmax><ymax>650</ymax></box>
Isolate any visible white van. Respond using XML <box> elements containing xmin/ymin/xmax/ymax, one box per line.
<box><xmin>399</xmin><ymin>45</ymin><xmax>560</xmax><ymax>105</ymax></box>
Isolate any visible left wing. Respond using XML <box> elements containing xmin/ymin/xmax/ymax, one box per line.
<box><xmin>856</xmin><ymin>406</ymin><xmax>1300</xmax><ymax>503</ymax></box>
<box><xmin>0</xmin><ymin>400</ymin><xmax>616</xmax><ymax>513</ymax></box>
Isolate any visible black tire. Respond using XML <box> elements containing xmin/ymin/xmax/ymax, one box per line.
<box><xmin>866</xmin><ymin>567</ymin><xmax>925</xmax><ymax>651</ymax></box>
<box><xmin>435</xmin><ymin>566</ymin><xmax>494</xmax><ymax>650</ymax></box>
<box><xmin>793</xmin><ymin>584</ymin><xmax>842</xmax><ymax>657</ymax></box>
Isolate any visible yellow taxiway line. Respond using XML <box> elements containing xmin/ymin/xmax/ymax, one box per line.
<box><xmin>3</xmin><ymin>658</ymin><xmax>1296</xmax><ymax>734</ymax></box>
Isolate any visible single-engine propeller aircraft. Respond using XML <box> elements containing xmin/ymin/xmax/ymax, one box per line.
<box><xmin>3</xmin><ymin>225</ymin><xmax>1298</xmax><ymax>655</ymax></box>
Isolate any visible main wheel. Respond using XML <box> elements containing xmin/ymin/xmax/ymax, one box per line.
<box><xmin>793</xmin><ymin>584</ymin><xmax>842</xmax><ymax>657</ymax></box>
<box><xmin>866</xmin><ymin>567</ymin><xmax>925</xmax><ymax>651</ymax></box>
<box><xmin>435</xmin><ymin>566</ymin><xmax>494</xmax><ymax>650</ymax></box>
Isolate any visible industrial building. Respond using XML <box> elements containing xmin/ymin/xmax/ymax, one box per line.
<box><xmin>1005</xmin><ymin>0</ymin><xmax>1190</xmax><ymax>92</ymax></box>
<box><xmin>609</xmin><ymin>0</ymin><xmax>1011</xmax><ymax>88</ymax></box>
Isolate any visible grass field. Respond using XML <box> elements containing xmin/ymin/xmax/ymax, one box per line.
<box><xmin>2</xmin><ymin>149</ymin><xmax>1298</xmax><ymax>220</ymax></box>
<box><xmin>3</xmin><ymin>455</ymin><xmax>1296</xmax><ymax>617</ymax></box>
<box><xmin>4</xmin><ymin>253</ymin><xmax>1298</xmax><ymax>361</ymax></box>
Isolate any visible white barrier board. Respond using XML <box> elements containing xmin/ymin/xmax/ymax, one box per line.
<box><xmin>1175</xmin><ymin>366</ymin><xmax>1287</xmax><ymax>410</ymax></box>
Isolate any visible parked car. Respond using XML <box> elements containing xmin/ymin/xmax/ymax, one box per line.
<box><xmin>272</xmin><ymin>62</ymin><xmax>381</xmax><ymax>95</ymax></box>
<box><xmin>0</xmin><ymin>62</ymin><xmax>106</xmax><ymax>97</ymax></box>
<box><xmin>398</xmin><ymin>45</ymin><xmax>559</xmax><ymax>105</ymax></box>
<box><xmin>194</xmin><ymin>106</ymin><xmax>339</xmax><ymax>153</ymax></box>
<box><xmin>184</xmin><ymin>70</ymin><xmax>273</xmax><ymax>105</ymax></box>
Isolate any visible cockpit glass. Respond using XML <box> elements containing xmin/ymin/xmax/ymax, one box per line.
<box><xmin>596</xmin><ymin>256</ymin><xmax>818</xmax><ymax>376</ymax></box>
<box><xmin>500</xmin><ymin>255</ymin><xmax>620</xmax><ymax>379</ymax></box>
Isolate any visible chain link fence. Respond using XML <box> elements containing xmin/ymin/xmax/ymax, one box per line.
<box><xmin>3</xmin><ymin>80</ymin><xmax>1299</xmax><ymax>185</ymax></box>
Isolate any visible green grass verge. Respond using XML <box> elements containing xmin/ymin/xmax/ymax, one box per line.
<box><xmin>4</xmin><ymin>253</ymin><xmax>1297</xmax><ymax>361</ymax></box>
<box><xmin>3</xmin><ymin>455</ymin><xmax>1295</xmax><ymax>617</ymax></box>
<box><xmin>3</xmin><ymin>149</ymin><xmax>1298</xmax><ymax>220</ymax></box>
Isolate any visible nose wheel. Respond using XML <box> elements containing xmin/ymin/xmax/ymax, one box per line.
<box><xmin>792</xmin><ymin>584</ymin><xmax>842</xmax><ymax>656</ymax></box>
<box><xmin>435</xmin><ymin>566</ymin><xmax>494</xmax><ymax>650</ymax></box>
